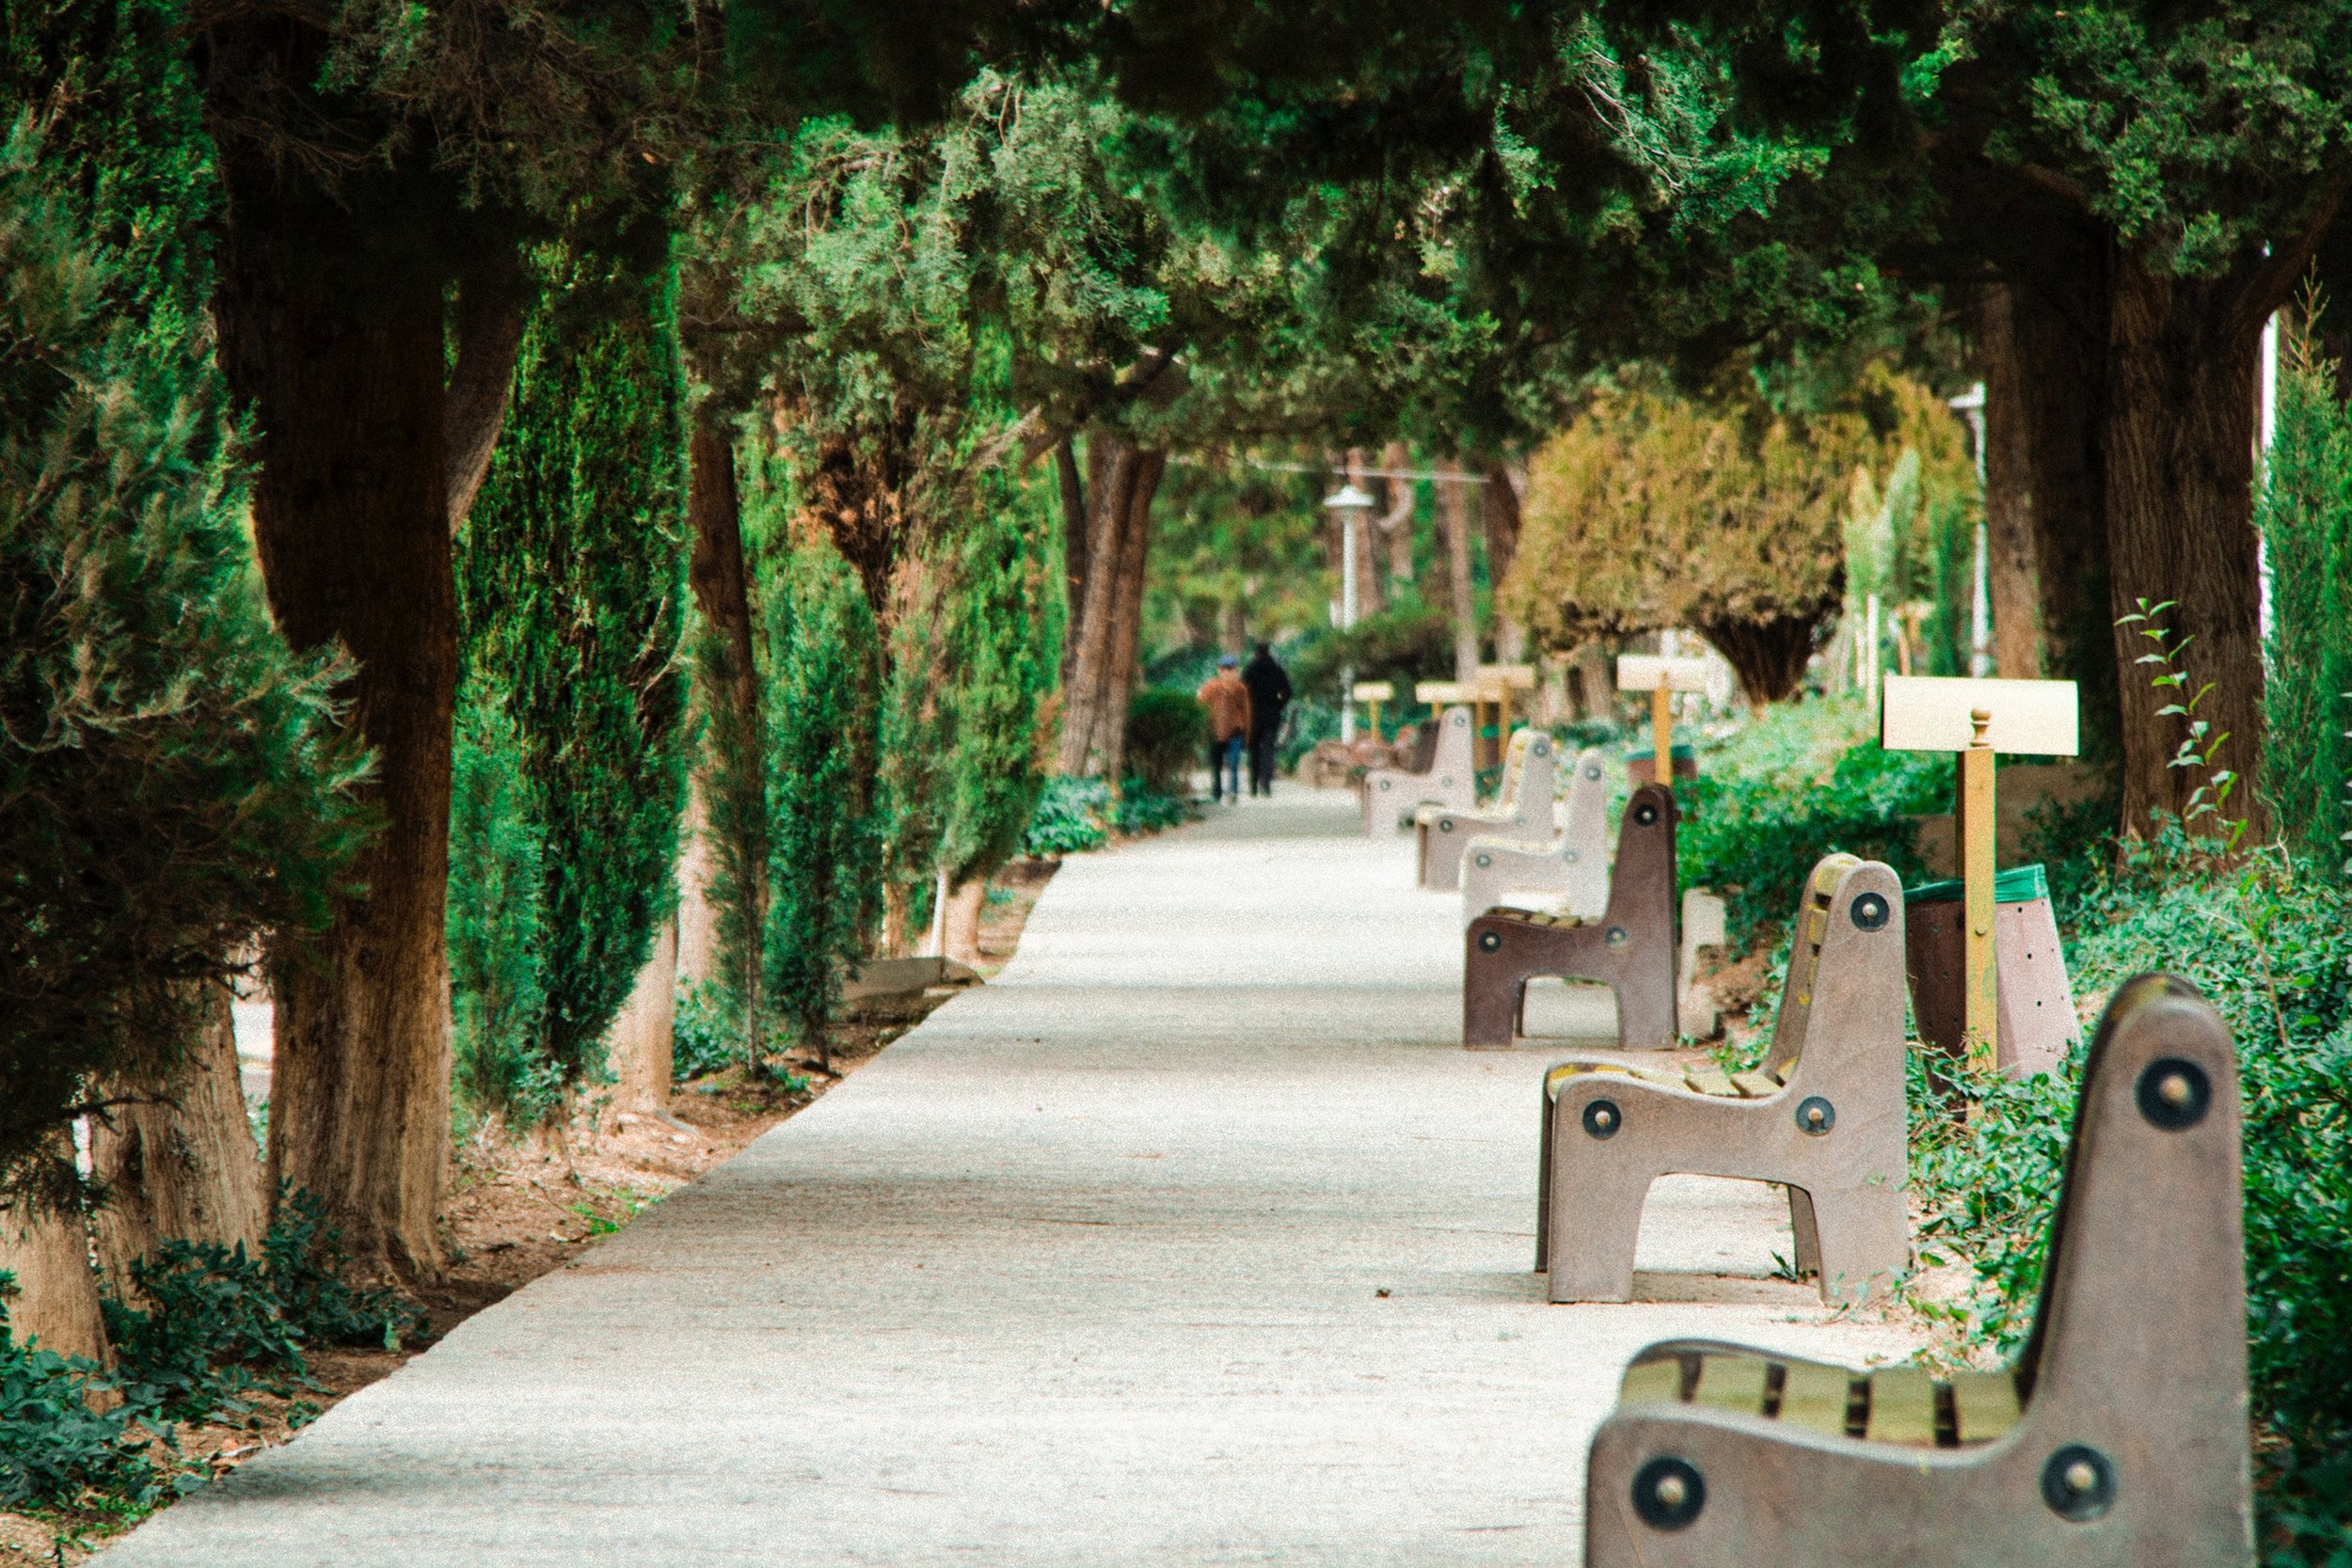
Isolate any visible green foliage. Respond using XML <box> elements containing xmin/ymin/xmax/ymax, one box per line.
<box><xmin>1910</xmin><ymin>832</ymin><xmax>2352</xmax><ymax>1564</ymax></box>
<box><xmin>258</xmin><ymin>1187</ymin><xmax>424</xmax><ymax>1353</ymax></box>
<box><xmin>0</xmin><ymin>108</ymin><xmax>364</xmax><ymax>1197</ymax></box>
<box><xmin>0</xmin><ymin>1306</ymin><xmax>159</xmax><ymax>1512</ymax></box>
<box><xmin>1677</xmin><ymin>697</ymin><xmax>1945</xmax><ymax>942</ymax></box>
<box><xmin>1024</xmin><ymin>777</ymin><xmax>1112</xmax><ymax>856</ymax></box>
<box><xmin>2259</xmin><ymin>306</ymin><xmax>2352</xmax><ymax>864</ymax></box>
<box><xmin>1288</xmin><ymin>605</ymin><xmax>1455</xmax><ymax>717</ymax></box>
<box><xmin>2121</xmin><ymin>597</ymin><xmax>2246</xmax><ymax>850</ymax></box>
<box><xmin>446</xmin><ymin>697</ymin><xmax>556</xmax><ymax>1126</ymax></box>
<box><xmin>670</xmin><ymin>980</ymin><xmax>739</xmax><ymax>1082</ymax></box>
<box><xmin>455</xmin><ymin>244</ymin><xmax>691</xmax><ymax>1101</ymax></box>
<box><xmin>759</xmin><ymin>539</ymin><xmax>882</xmax><ymax>1063</ymax></box>
<box><xmin>1124</xmin><ymin>689</ymin><xmax>1207</xmax><ymax>797</ymax></box>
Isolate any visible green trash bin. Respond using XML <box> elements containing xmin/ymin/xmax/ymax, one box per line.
<box><xmin>1903</xmin><ymin>863</ymin><xmax>2078</xmax><ymax>1079</ymax></box>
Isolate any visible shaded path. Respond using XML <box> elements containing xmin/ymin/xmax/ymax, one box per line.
<box><xmin>100</xmin><ymin>784</ymin><xmax>1917</xmax><ymax>1566</ymax></box>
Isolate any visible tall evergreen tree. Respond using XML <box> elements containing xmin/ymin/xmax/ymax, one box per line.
<box><xmin>455</xmin><ymin>244</ymin><xmax>691</xmax><ymax>1105</ymax></box>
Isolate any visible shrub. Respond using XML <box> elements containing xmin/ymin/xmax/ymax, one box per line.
<box><xmin>1677</xmin><ymin>696</ymin><xmax>1945</xmax><ymax>942</ymax></box>
<box><xmin>671</xmin><ymin>980</ymin><xmax>740</xmax><ymax>1082</ymax></box>
<box><xmin>446</xmin><ymin>696</ymin><xmax>557</xmax><ymax>1128</ymax></box>
<box><xmin>1025</xmin><ymin>777</ymin><xmax>1111</xmax><ymax>856</ymax></box>
<box><xmin>0</xmin><ymin>1296</ymin><xmax>157</xmax><ymax>1512</ymax></box>
<box><xmin>1124</xmin><ymin>689</ymin><xmax>1207</xmax><ymax>796</ymax></box>
<box><xmin>1909</xmin><ymin>830</ymin><xmax>2352</xmax><ymax>1565</ymax></box>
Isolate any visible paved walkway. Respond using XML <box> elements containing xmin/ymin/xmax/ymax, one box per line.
<box><xmin>100</xmin><ymin>784</ymin><xmax>1918</xmax><ymax>1567</ymax></box>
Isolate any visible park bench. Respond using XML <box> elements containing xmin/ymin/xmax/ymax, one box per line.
<box><xmin>1413</xmin><ymin>728</ymin><xmax>1559</xmax><ymax>891</ymax></box>
<box><xmin>1580</xmin><ymin>972</ymin><xmax>2249</xmax><ymax>1567</ymax></box>
<box><xmin>1535</xmin><ymin>853</ymin><xmax>1909</xmax><ymax>1305</ymax></box>
<box><xmin>1360</xmin><ymin>705</ymin><xmax>1477</xmax><ymax>836</ymax></box>
<box><xmin>1457</xmin><ymin>746</ymin><xmax>1611</xmax><ymax>926</ymax></box>
<box><xmin>1462</xmin><ymin>783</ymin><xmax>1677</xmax><ymax>1050</ymax></box>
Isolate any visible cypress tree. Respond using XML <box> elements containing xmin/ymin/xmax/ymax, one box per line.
<box><xmin>454</xmin><ymin>243</ymin><xmax>691</xmax><ymax>1108</ymax></box>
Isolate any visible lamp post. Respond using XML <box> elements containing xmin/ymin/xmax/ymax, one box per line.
<box><xmin>1323</xmin><ymin>482</ymin><xmax>1376</xmax><ymax>742</ymax></box>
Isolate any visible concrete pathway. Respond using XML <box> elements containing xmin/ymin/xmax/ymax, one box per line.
<box><xmin>99</xmin><ymin>784</ymin><xmax>1919</xmax><ymax>1567</ymax></box>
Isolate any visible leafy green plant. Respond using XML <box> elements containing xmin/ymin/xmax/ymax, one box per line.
<box><xmin>1112</xmin><ymin>783</ymin><xmax>1191</xmax><ymax>835</ymax></box>
<box><xmin>0</xmin><ymin>1291</ymin><xmax>159</xmax><ymax>1512</ymax></box>
<box><xmin>2119</xmin><ymin>597</ymin><xmax>2245</xmax><ymax>853</ymax></box>
<box><xmin>1024</xmin><ymin>777</ymin><xmax>1112</xmax><ymax>856</ymax></box>
<box><xmin>258</xmin><ymin>1188</ymin><xmax>425</xmax><ymax>1353</ymax></box>
<box><xmin>671</xmin><ymin>980</ymin><xmax>740</xmax><ymax>1082</ymax></box>
<box><xmin>446</xmin><ymin>696</ymin><xmax>557</xmax><ymax>1128</ymax></box>
<box><xmin>1124</xmin><ymin>689</ymin><xmax>1208</xmax><ymax>797</ymax></box>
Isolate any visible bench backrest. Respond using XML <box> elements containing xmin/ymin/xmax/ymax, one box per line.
<box><xmin>1426</xmin><ymin>705</ymin><xmax>1475</xmax><ymax>782</ymax></box>
<box><xmin>2012</xmin><ymin>976</ymin><xmax>2246</xmax><ymax>1522</ymax></box>
<box><xmin>1758</xmin><ymin>853</ymin><xmax>1875</xmax><ymax>1082</ymax></box>
<box><xmin>1604</xmin><ymin>784</ymin><xmax>1678</xmax><ymax>936</ymax></box>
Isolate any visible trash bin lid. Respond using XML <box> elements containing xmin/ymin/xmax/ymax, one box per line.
<box><xmin>1904</xmin><ymin>863</ymin><xmax>2051</xmax><ymax>907</ymax></box>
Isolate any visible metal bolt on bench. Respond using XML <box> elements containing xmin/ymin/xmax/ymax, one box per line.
<box><xmin>1359</xmin><ymin>703</ymin><xmax>1477</xmax><ymax>837</ymax></box>
<box><xmin>1414</xmin><ymin>728</ymin><xmax>1558</xmax><ymax>891</ymax></box>
<box><xmin>1536</xmin><ymin>853</ymin><xmax>1910</xmax><ymax>1305</ymax></box>
<box><xmin>1462</xmin><ymin>784</ymin><xmax>1678</xmax><ymax>1051</ymax></box>
<box><xmin>1581</xmin><ymin>973</ymin><xmax>2251</xmax><ymax>1566</ymax></box>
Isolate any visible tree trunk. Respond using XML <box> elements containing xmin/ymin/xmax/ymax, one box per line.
<box><xmin>1097</xmin><ymin>451</ymin><xmax>1168</xmax><ymax>785</ymax></box>
<box><xmin>1983</xmin><ymin>267</ymin><xmax>2119</xmax><ymax>771</ymax></box>
<box><xmin>1056</xmin><ymin>436</ymin><xmax>1089</xmax><ymax>666</ymax></box>
<box><xmin>601</xmin><ymin>917</ymin><xmax>675</xmax><ymax>1115</ymax></box>
<box><xmin>444</xmin><ymin>245</ymin><xmax>526</xmax><ymax>533</ymax></box>
<box><xmin>88</xmin><ymin>983</ymin><xmax>265</xmax><ymax>1297</ymax></box>
<box><xmin>2102</xmin><ymin>253</ymin><xmax>2271</xmax><ymax>841</ymax></box>
<box><xmin>0</xmin><ymin>1134</ymin><xmax>110</xmax><ymax>1366</ymax></box>
<box><xmin>1699</xmin><ymin>613</ymin><xmax>1822</xmax><ymax>707</ymax></box>
<box><xmin>685</xmin><ymin>409</ymin><xmax>765</xmax><ymax>1040</ymax></box>
<box><xmin>1438</xmin><ymin>459</ymin><xmax>1481</xmax><ymax>679</ymax></box>
<box><xmin>1376</xmin><ymin>441</ymin><xmax>1415</xmax><ymax>587</ymax></box>
<box><xmin>1343</xmin><ymin>450</ymin><xmax>1386</xmax><ymax>617</ymax></box>
<box><xmin>1482</xmin><ymin>461</ymin><xmax>1528</xmax><ymax>660</ymax></box>
<box><xmin>215</xmin><ymin>187</ymin><xmax>457</xmax><ymax>1281</ymax></box>
<box><xmin>675</xmin><ymin>774</ymin><xmax>719</xmax><ymax>988</ymax></box>
<box><xmin>943</xmin><ymin>879</ymin><xmax>986</xmax><ymax>967</ymax></box>
<box><xmin>1979</xmin><ymin>283</ymin><xmax>2045</xmax><ymax>679</ymax></box>
<box><xmin>1057</xmin><ymin>438</ymin><xmax>1142</xmax><ymax>776</ymax></box>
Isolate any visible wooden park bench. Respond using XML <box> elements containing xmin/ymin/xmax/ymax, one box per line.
<box><xmin>1414</xmin><ymin>728</ymin><xmax>1558</xmax><ymax>892</ymax></box>
<box><xmin>1360</xmin><ymin>704</ymin><xmax>1477</xmax><ymax>836</ymax></box>
<box><xmin>1457</xmin><ymin>746</ymin><xmax>1611</xmax><ymax>927</ymax></box>
<box><xmin>1536</xmin><ymin>854</ymin><xmax>1909</xmax><ymax>1305</ymax></box>
<box><xmin>1581</xmin><ymin>973</ymin><xmax>2250</xmax><ymax>1566</ymax></box>
<box><xmin>1462</xmin><ymin>783</ymin><xmax>1677</xmax><ymax>1050</ymax></box>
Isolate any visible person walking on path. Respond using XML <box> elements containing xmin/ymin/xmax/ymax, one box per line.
<box><xmin>1197</xmin><ymin>656</ymin><xmax>1253</xmax><ymax>803</ymax></box>
<box><xmin>1240</xmin><ymin>641</ymin><xmax>1292</xmax><ymax>797</ymax></box>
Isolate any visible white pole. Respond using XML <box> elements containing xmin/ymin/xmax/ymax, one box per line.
<box><xmin>1339</xmin><ymin>516</ymin><xmax>1359</xmax><ymax>743</ymax></box>
<box><xmin>927</xmin><ymin>865</ymin><xmax>948</xmax><ymax>958</ymax></box>
<box><xmin>1949</xmin><ymin>382</ymin><xmax>1992</xmax><ymax>677</ymax></box>
<box><xmin>1866</xmin><ymin>592</ymin><xmax>1881</xmax><ymax>714</ymax></box>
<box><xmin>2260</xmin><ymin>309</ymin><xmax>2280</xmax><ymax>641</ymax></box>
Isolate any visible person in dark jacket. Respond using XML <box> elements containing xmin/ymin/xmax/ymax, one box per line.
<box><xmin>1240</xmin><ymin>642</ymin><xmax>1293</xmax><ymax>798</ymax></box>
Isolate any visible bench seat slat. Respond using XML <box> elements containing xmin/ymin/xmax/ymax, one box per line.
<box><xmin>1693</xmin><ymin>1354</ymin><xmax>1770</xmax><ymax>1415</ymax></box>
<box><xmin>1775</xmin><ymin>1360</ymin><xmax>1852</xmax><ymax>1435</ymax></box>
<box><xmin>1729</xmin><ymin>1070</ymin><xmax>1784</xmax><ymax>1098</ymax></box>
<box><xmin>1683</xmin><ymin>1065</ymin><xmax>1739</xmax><ymax>1098</ymax></box>
<box><xmin>1948</xmin><ymin>1370</ymin><xmax>2024</xmax><ymax>1444</ymax></box>
<box><xmin>1865</xmin><ymin>1368</ymin><xmax>1937</xmax><ymax>1447</ymax></box>
<box><xmin>1617</xmin><ymin>1359</ymin><xmax>1682</xmax><ymax>1408</ymax></box>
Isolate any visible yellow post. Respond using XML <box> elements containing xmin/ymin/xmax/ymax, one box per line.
<box><xmin>1961</xmin><ymin>706</ymin><xmax>1998</xmax><ymax>1071</ymax></box>
<box><xmin>1651</xmin><ymin>684</ymin><xmax>1675</xmax><ymax>785</ymax></box>
<box><xmin>1366</xmin><ymin>697</ymin><xmax>1383</xmax><ymax>743</ymax></box>
<box><xmin>1495</xmin><ymin>689</ymin><xmax>1513</xmax><ymax>751</ymax></box>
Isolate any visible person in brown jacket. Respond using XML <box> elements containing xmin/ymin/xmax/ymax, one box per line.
<box><xmin>1197</xmin><ymin>655</ymin><xmax>1254</xmax><ymax>803</ymax></box>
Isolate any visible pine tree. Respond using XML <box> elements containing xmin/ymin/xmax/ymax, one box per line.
<box><xmin>455</xmin><ymin>243</ymin><xmax>691</xmax><ymax>1105</ymax></box>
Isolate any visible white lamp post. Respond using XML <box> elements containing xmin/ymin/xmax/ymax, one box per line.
<box><xmin>1323</xmin><ymin>482</ymin><xmax>1377</xmax><ymax>742</ymax></box>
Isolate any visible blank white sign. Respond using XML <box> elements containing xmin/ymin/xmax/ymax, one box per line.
<box><xmin>1416</xmin><ymin>681</ymin><xmax>1474</xmax><ymax>705</ymax></box>
<box><xmin>1351</xmin><ymin>681</ymin><xmax>1395</xmax><ymax>703</ymax></box>
<box><xmin>1881</xmin><ymin>676</ymin><xmax>2080</xmax><ymax>755</ymax></box>
<box><xmin>1617</xmin><ymin>655</ymin><xmax>1710</xmax><ymax>693</ymax></box>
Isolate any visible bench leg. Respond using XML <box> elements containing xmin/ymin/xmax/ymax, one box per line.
<box><xmin>1802</xmin><ymin>1184</ymin><xmax>1910</xmax><ymax>1304</ymax></box>
<box><xmin>1546</xmin><ymin>1131</ymin><xmax>1651</xmax><ymax>1304</ymax></box>
<box><xmin>1535</xmin><ymin>1083</ymin><xmax>1555</xmax><ymax>1272</ymax></box>
<box><xmin>1787</xmin><ymin>1184</ymin><xmax>1821</xmax><ymax>1277</ymax></box>
<box><xmin>1463</xmin><ymin>960</ymin><xmax>1524</xmax><ymax>1049</ymax></box>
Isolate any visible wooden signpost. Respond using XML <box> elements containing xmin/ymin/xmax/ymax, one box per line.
<box><xmin>1351</xmin><ymin>680</ymin><xmax>1395</xmax><ymax>743</ymax></box>
<box><xmin>1882</xmin><ymin>675</ymin><xmax>2079</xmax><ymax>1070</ymax></box>
<box><xmin>1475</xmin><ymin>662</ymin><xmax>1537</xmax><ymax>767</ymax></box>
<box><xmin>1616</xmin><ymin>654</ymin><xmax>1708</xmax><ymax>782</ymax></box>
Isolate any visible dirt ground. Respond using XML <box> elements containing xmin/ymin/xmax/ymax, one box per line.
<box><xmin>1</xmin><ymin>862</ymin><xmax>1059</xmax><ymax>1565</ymax></box>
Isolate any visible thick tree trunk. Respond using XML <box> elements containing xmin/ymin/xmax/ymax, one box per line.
<box><xmin>1057</xmin><ymin>439</ymin><xmax>1143</xmax><ymax>775</ymax></box>
<box><xmin>2102</xmin><ymin>254</ymin><xmax>2271</xmax><ymax>841</ymax></box>
<box><xmin>1056</xmin><ymin>437</ymin><xmax>1089</xmax><ymax>660</ymax></box>
<box><xmin>89</xmin><ymin>984</ymin><xmax>265</xmax><ymax>1297</ymax></box>
<box><xmin>1979</xmin><ymin>284</ymin><xmax>2044</xmax><ymax>679</ymax></box>
<box><xmin>1698</xmin><ymin>613</ymin><xmax>1822</xmax><ymax>707</ymax></box>
<box><xmin>675</xmin><ymin>774</ymin><xmax>719</xmax><ymax>988</ymax></box>
<box><xmin>943</xmin><ymin>879</ymin><xmax>986</xmax><ymax>967</ymax></box>
<box><xmin>0</xmin><ymin>1134</ymin><xmax>110</xmax><ymax>1366</ymax></box>
<box><xmin>1097</xmin><ymin>451</ymin><xmax>1168</xmax><ymax>786</ymax></box>
<box><xmin>1983</xmin><ymin>267</ymin><xmax>2118</xmax><ymax>771</ymax></box>
<box><xmin>1482</xmin><ymin>461</ymin><xmax>1528</xmax><ymax>661</ymax></box>
<box><xmin>1343</xmin><ymin>450</ymin><xmax>1386</xmax><ymax>617</ymax></box>
<box><xmin>216</xmin><ymin>191</ymin><xmax>456</xmax><ymax>1280</ymax></box>
<box><xmin>685</xmin><ymin>411</ymin><xmax>764</xmax><ymax>1037</ymax></box>
<box><xmin>1438</xmin><ymin>460</ymin><xmax>1481</xmax><ymax>678</ymax></box>
<box><xmin>601</xmin><ymin>917</ymin><xmax>675</xmax><ymax>1114</ymax></box>
<box><xmin>1376</xmin><ymin>441</ymin><xmax>1415</xmax><ymax>587</ymax></box>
